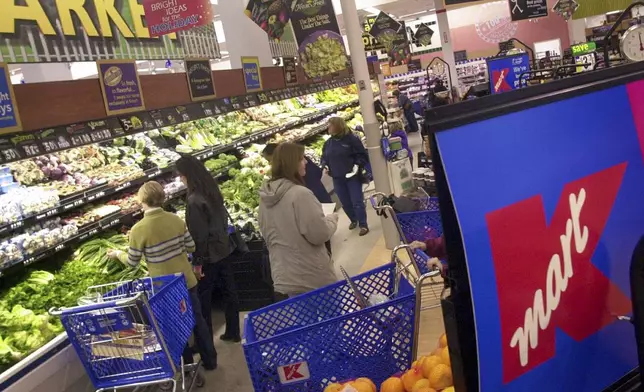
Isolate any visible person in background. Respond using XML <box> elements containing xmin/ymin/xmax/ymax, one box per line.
<box><xmin>411</xmin><ymin>234</ymin><xmax>447</xmax><ymax>273</ymax></box>
<box><xmin>321</xmin><ymin>117</ymin><xmax>370</xmax><ymax>236</ymax></box>
<box><xmin>176</xmin><ymin>156</ymin><xmax>241</xmax><ymax>343</ymax></box>
<box><xmin>107</xmin><ymin>181</ymin><xmax>217</xmax><ymax>378</ymax></box>
<box><xmin>393</xmin><ymin>89</ymin><xmax>419</xmax><ymax>133</ymax></box>
<box><xmin>263</xmin><ymin>143</ymin><xmax>333</xmax><ymax>255</ymax></box>
<box><xmin>259</xmin><ymin>143</ymin><xmax>339</xmax><ymax>300</ymax></box>
<box><xmin>388</xmin><ymin>119</ymin><xmax>414</xmax><ymax>168</ymax></box>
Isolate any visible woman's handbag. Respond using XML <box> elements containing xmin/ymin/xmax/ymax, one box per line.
<box><xmin>226</xmin><ymin>211</ymin><xmax>249</xmax><ymax>254</ymax></box>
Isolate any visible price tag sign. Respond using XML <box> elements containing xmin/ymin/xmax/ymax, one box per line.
<box><xmin>230</xmin><ymin>96</ymin><xmax>242</xmax><ymax>110</ymax></box>
<box><xmin>86</xmin><ymin>119</ymin><xmax>113</xmax><ymax>143</ymax></box>
<box><xmin>115</xmin><ymin>181</ymin><xmax>132</xmax><ymax>192</ymax></box>
<box><xmin>38</xmin><ymin>127</ymin><xmax>71</xmax><ymax>153</ymax></box>
<box><xmin>149</xmin><ymin>109</ymin><xmax>168</xmax><ymax>128</ymax></box>
<box><xmin>146</xmin><ymin>168</ymin><xmax>162</xmax><ymax>179</ymax></box>
<box><xmin>118</xmin><ymin>112</ymin><xmax>154</xmax><ymax>133</ymax></box>
<box><xmin>174</xmin><ymin>106</ymin><xmax>191</xmax><ymax>122</ymax></box>
<box><xmin>159</xmin><ymin>108</ymin><xmax>180</xmax><ymax>125</ymax></box>
<box><xmin>257</xmin><ymin>92</ymin><xmax>269</xmax><ymax>104</ymax></box>
<box><xmin>66</xmin><ymin>123</ymin><xmax>93</xmax><ymax>147</ymax></box>
<box><xmin>218</xmin><ymin>98</ymin><xmax>233</xmax><ymax>113</ymax></box>
<box><xmin>0</xmin><ymin>136</ymin><xmax>23</xmax><ymax>163</ymax></box>
<box><xmin>571</xmin><ymin>41</ymin><xmax>597</xmax><ymax>57</ymax></box>
<box><xmin>10</xmin><ymin>132</ymin><xmax>41</xmax><ymax>158</ymax></box>
<box><xmin>245</xmin><ymin>93</ymin><xmax>258</xmax><ymax>107</ymax></box>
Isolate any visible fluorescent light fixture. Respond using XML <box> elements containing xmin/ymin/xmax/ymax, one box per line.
<box><xmin>363</xmin><ymin>7</ymin><xmax>380</xmax><ymax>14</ymax></box>
<box><xmin>221</xmin><ymin>50</ymin><xmax>229</xmax><ymax>55</ymax></box>
<box><xmin>399</xmin><ymin>10</ymin><xmax>429</xmax><ymax>18</ymax></box>
<box><xmin>210</xmin><ymin>0</ymin><xmax>217</xmax><ymax>4</ymax></box>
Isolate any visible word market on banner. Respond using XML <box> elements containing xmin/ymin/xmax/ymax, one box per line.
<box><xmin>97</xmin><ymin>60</ymin><xmax>146</xmax><ymax>116</ymax></box>
<box><xmin>487</xmin><ymin>53</ymin><xmax>530</xmax><ymax>94</ymax></box>
<box><xmin>142</xmin><ymin>0</ymin><xmax>214</xmax><ymax>37</ymax></box>
<box><xmin>283</xmin><ymin>57</ymin><xmax>298</xmax><ymax>85</ymax></box>
<box><xmin>0</xmin><ymin>63</ymin><xmax>21</xmax><ymax>134</ymax></box>
<box><xmin>508</xmin><ymin>0</ymin><xmax>548</xmax><ymax>21</ymax></box>
<box><xmin>185</xmin><ymin>58</ymin><xmax>216</xmax><ymax>101</ymax></box>
<box><xmin>414</xmin><ymin>23</ymin><xmax>435</xmax><ymax>47</ymax></box>
<box><xmin>290</xmin><ymin>0</ymin><xmax>349</xmax><ymax>79</ymax></box>
<box><xmin>242</xmin><ymin>56</ymin><xmax>263</xmax><ymax>92</ymax></box>
<box><xmin>245</xmin><ymin>0</ymin><xmax>290</xmax><ymax>40</ymax></box>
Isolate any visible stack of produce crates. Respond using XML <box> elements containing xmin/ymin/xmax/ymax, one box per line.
<box><xmin>230</xmin><ymin>240</ymin><xmax>274</xmax><ymax>311</ymax></box>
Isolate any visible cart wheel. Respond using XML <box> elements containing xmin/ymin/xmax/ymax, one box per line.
<box><xmin>195</xmin><ymin>367</ymin><xmax>206</xmax><ymax>388</ymax></box>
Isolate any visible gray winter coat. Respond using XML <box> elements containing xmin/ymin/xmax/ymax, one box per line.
<box><xmin>258</xmin><ymin>178</ymin><xmax>338</xmax><ymax>295</ymax></box>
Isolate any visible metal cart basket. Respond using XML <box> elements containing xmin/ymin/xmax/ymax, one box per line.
<box><xmin>50</xmin><ymin>274</ymin><xmax>197</xmax><ymax>392</ymax></box>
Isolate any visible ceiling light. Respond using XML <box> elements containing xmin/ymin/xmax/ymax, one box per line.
<box><xmin>399</xmin><ymin>10</ymin><xmax>430</xmax><ymax>18</ymax></box>
<box><xmin>363</xmin><ymin>7</ymin><xmax>380</xmax><ymax>15</ymax></box>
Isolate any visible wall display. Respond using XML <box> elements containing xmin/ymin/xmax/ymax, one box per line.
<box><xmin>363</xmin><ymin>16</ymin><xmax>386</xmax><ymax>52</ymax></box>
<box><xmin>414</xmin><ymin>23</ymin><xmax>435</xmax><ymax>47</ymax></box>
<box><xmin>245</xmin><ymin>0</ymin><xmax>291</xmax><ymax>40</ymax></box>
<box><xmin>290</xmin><ymin>0</ymin><xmax>348</xmax><ymax>78</ymax></box>
<box><xmin>434</xmin><ymin>76</ymin><xmax>644</xmax><ymax>391</ymax></box>
<box><xmin>0</xmin><ymin>63</ymin><xmax>21</xmax><ymax>134</ymax></box>
<box><xmin>487</xmin><ymin>53</ymin><xmax>530</xmax><ymax>93</ymax></box>
<box><xmin>283</xmin><ymin>57</ymin><xmax>298</xmax><ymax>85</ymax></box>
<box><xmin>142</xmin><ymin>0</ymin><xmax>214</xmax><ymax>37</ymax></box>
<box><xmin>185</xmin><ymin>59</ymin><xmax>217</xmax><ymax>101</ymax></box>
<box><xmin>475</xmin><ymin>2</ymin><xmax>518</xmax><ymax>44</ymax></box>
<box><xmin>508</xmin><ymin>0</ymin><xmax>548</xmax><ymax>21</ymax></box>
<box><xmin>241</xmin><ymin>56</ymin><xmax>264</xmax><ymax>92</ymax></box>
<box><xmin>0</xmin><ymin>0</ymin><xmax>219</xmax><ymax>63</ymax></box>
<box><xmin>96</xmin><ymin>60</ymin><xmax>146</xmax><ymax>116</ymax></box>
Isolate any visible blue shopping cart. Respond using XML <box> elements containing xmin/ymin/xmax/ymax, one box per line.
<box><xmin>50</xmin><ymin>274</ymin><xmax>200</xmax><ymax>392</ymax></box>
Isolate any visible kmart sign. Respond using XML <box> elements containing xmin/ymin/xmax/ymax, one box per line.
<box><xmin>0</xmin><ymin>0</ymin><xmax>220</xmax><ymax>63</ymax></box>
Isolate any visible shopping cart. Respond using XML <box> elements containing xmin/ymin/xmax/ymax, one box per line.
<box><xmin>49</xmin><ymin>274</ymin><xmax>201</xmax><ymax>392</ymax></box>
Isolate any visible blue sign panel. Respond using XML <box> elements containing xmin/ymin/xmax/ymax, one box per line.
<box><xmin>486</xmin><ymin>53</ymin><xmax>530</xmax><ymax>94</ymax></box>
<box><xmin>435</xmin><ymin>81</ymin><xmax>644</xmax><ymax>390</ymax></box>
<box><xmin>0</xmin><ymin>63</ymin><xmax>21</xmax><ymax>133</ymax></box>
<box><xmin>241</xmin><ymin>56</ymin><xmax>263</xmax><ymax>92</ymax></box>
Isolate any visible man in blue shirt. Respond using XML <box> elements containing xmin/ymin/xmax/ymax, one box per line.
<box><xmin>393</xmin><ymin>89</ymin><xmax>419</xmax><ymax>133</ymax></box>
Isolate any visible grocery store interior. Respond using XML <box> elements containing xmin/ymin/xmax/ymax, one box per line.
<box><xmin>2</xmin><ymin>0</ymin><xmax>644</xmax><ymax>392</ymax></box>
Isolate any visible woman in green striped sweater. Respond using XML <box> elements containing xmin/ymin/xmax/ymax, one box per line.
<box><xmin>108</xmin><ymin>181</ymin><xmax>218</xmax><ymax>371</ymax></box>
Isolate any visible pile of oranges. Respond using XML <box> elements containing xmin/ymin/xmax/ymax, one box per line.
<box><xmin>323</xmin><ymin>333</ymin><xmax>454</xmax><ymax>392</ymax></box>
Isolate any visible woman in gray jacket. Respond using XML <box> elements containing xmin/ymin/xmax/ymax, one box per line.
<box><xmin>259</xmin><ymin>143</ymin><xmax>339</xmax><ymax>299</ymax></box>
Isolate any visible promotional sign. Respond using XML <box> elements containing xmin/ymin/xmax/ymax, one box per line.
<box><xmin>290</xmin><ymin>0</ymin><xmax>348</xmax><ymax>78</ymax></box>
<box><xmin>363</xmin><ymin>16</ymin><xmax>386</xmax><ymax>52</ymax></box>
<box><xmin>553</xmin><ymin>0</ymin><xmax>579</xmax><ymax>20</ymax></box>
<box><xmin>245</xmin><ymin>0</ymin><xmax>290</xmax><ymax>40</ymax></box>
<box><xmin>368</xmin><ymin>12</ymin><xmax>403</xmax><ymax>52</ymax></box>
<box><xmin>487</xmin><ymin>53</ymin><xmax>530</xmax><ymax>94</ymax></box>
<box><xmin>142</xmin><ymin>0</ymin><xmax>213</xmax><ymax>37</ymax></box>
<box><xmin>571</xmin><ymin>41</ymin><xmax>597</xmax><ymax>57</ymax></box>
<box><xmin>185</xmin><ymin>59</ymin><xmax>216</xmax><ymax>101</ymax></box>
<box><xmin>388</xmin><ymin>22</ymin><xmax>412</xmax><ymax>67</ymax></box>
<box><xmin>572</xmin><ymin>43</ymin><xmax>597</xmax><ymax>73</ymax></box>
<box><xmin>283</xmin><ymin>57</ymin><xmax>298</xmax><ymax>85</ymax></box>
<box><xmin>0</xmin><ymin>1</ymin><xmax>219</xmax><ymax>63</ymax></box>
<box><xmin>0</xmin><ymin>63</ymin><xmax>21</xmax><ymax>134</ymax></box>
<box><xmin>434</xmin><ymin>79</ymin><xmax>644</xmax><ymax>391</ymax></box>
<box><xmin>508</xmin><ymin>0</ymin><xmax>548</xmax><ymax>21</ymax></box>
<box><xmin>241</xmin><ymin>56</ymin><xmax>263</xmax><ymax>92</ymax></box>
<box><xmin>97</xmin><ymin>60</ymin><xmax>145</xmax><ymax>116</ymax></box>
<box><xmin>414</xmin><ymin>23</ymin><xmax>434</xmax><ymax>47</ymax></box>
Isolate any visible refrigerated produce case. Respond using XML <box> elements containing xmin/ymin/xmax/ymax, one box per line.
<box><xmin>425</xmin><ymin>60</ymin><xmax>644</xmax><ymax>391</ymax></box>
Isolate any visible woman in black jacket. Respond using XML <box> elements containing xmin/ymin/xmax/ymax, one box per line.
<box><xmin>176</xmin><ymin>156</ymin><xmax>241</xmax><ymax>342</ymax></box>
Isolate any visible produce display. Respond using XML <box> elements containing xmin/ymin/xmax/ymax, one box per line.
<box><xmin>323</xmin><ymin>334</ymin><xmax>453</xmax><ymax>392</ymax></box>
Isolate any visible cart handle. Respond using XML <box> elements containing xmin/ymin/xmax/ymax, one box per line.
<box><xmin>49</xmin><ymin>292</ymin><xmax>144</xmax><ymax>316</ymax></box>
<box><xmin>392</xmin><ymin>244</ymin><xmax>423</xmax><ymax>285</ymax></box>
<box><xmin>367</xmin><ymin>193</ymin><xmax>409</xmax><ymax>243</ymax></box>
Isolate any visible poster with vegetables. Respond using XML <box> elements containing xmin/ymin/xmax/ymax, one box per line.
<box><xmin>290</xmin><ymin>0</ymin><xmax>348</xmax><ymax>78</ymax></box>
<box><xmin>414</xmin><ymin>23</ymin><xmax>434</xmax><ymax>47</ymax></box>
<box><xmin>388</xmin><ymin>22</ymin><xmax>412</xmax><ymax>67</ymax></box>
<box><xmin>245</xmin><ymin>0</ymin><xmax>291</xmax><ymax>40</ymax></box>
<box><xmin>368</xmin><ymin>12</ymin><xmax>402</xmax><ymax>53</ymax></box>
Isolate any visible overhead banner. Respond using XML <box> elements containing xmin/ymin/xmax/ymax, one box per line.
<box><xmin>368</xmin><ymin>12</ymin><xmax>402</xmax><ymax>52</ymax></box>
<box><xmin>290</xmin><ymin>0</ymin><xmax>348</xmax><ymax>78</ymax></box>
<box><xmin>388</xmin><ymin>22</ymin><xmax>411</xmax><ymax>67</ymax></box>
<box><xmin>97</xmin><ymin>60</ymin><xmax>145</xmax><ymax>116</ymax></box>
<box><xmin>0</xmin><ymin>63</ymin><xmax>21</xmax><ymax>134</ymax></box>
<box><xmin>283</xmin><ymin>57</ymin><xmax>298</xmax><ymax>85</ymax></box>
<box><xmin>242</xmin><ymin>56</ymin><xmax>263</xmax><ymax>92</ymax></box>
<box><xmin>554</xmin><ymin>0</ymin><xmax>580</xmax><ymax>20</ymax></box>
<box><xmin>0</xmin><ymin>1</ymin><xmax>220</xmax><ymax>63</ymax></box>
<box><xmin>363</xmin><ymin>16</ymin><xmax>385</xmax><ymax>52</ymax></box>
<box><xmin>185</xmin><ymin>58</ymin><xmax>216</xmax><ymax>101</ymax></box>
<box><xmin>142</xmin><ymin>0</ymin><xmax>214</xmax><ymax>37</ymax></box>
<box><xmin>487</xmin><ymin>53</ymin><xmax>530</xmax><ymax>94</ymax></box>
<box><xmin>434</xmin><ymin>77</ymin><xmax>644</xmax><ymax>391</ymax></box>
<box><xmin>509</xmin><ymin>0</ymin><xmax>548</xmax><ymax>21</ymax></box>
<box><xmin>414</xmin><ymin>23</ymin><xmax>434</xmax><ymax>47</ymax></box>
<box><xmin>245</xmin><ymin>0</ymin><xmax>291</xmax><ymax>40</ymax></box>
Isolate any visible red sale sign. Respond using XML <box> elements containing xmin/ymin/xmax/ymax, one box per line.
<box><xmin>143</xmin><ymin>0</ymin><xmax>214</xmax><ymax>37</ymax></box>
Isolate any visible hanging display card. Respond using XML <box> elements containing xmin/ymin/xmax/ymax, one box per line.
<box><xmin>368</xmin><ymin>12</ymin><xmax>402</xmax><ymax>52</ymax></box>
<box><xmin>0</xmin><ymin>62</ymin><xmax>21</xmax><ymax>134</ymax></box>
<box><xmin>97</xmin><ymin>60</ymin><xmax>145</xmax><ymax>116</ymax></box>
<box><xmin>186</xmin><ymin>58</ymin><xmax>216</xmax><ymax>101</ymax></box>
<box><xmin>142</xmin><ymin>0</ymin><xmax>214</xmax><ymax>37</ymax></box>
<box><xmin>283</xmin><ymin>57</ymin><xmax>298</xmax><ymax>85</ymax></box>
<box><xmin>414</xmin><ymin>23</ymin><xmax>434</xmax><ymax>47</ymax></box>
<box><xmin>508</xmin><ymin>0</ymin><xmax>548</xmax><ymax>21</ymax></box>
<box><xmin>241</xmin><ymin>56</ymin><xmax>263</xmax><ymax>92</ymax></box>
<box><xmin>245</xmin><ymin>0</ymin><xmax>290</xmax><ymax>40</ymax></box>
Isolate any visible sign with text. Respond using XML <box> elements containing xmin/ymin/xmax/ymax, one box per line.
<box><xmin>241</xmin><ymin>56</ymin><xmax>263</xmax><ymax>92</ymax></box>
<box><xmin>142</xmin><ymin>0</ymin><xmax>214</xmax><ymax>37</ymax></box>
<box><xmin>487</xmin><ymin>53</ymin><xmax>530</xmax><ymax>94</ymax></box>
<box><xmin>363</xmin><ymin>16</ymin><xmax>385</xmax><ymax>52</ymax></box>
<box><xmin>509</xmin><ymin>0</ymin><xmax>548</xmax><ymax>21</ymax></box>
<box><xmin>0</xmin><ymin>63</ymin><xmax>21</xmax><ymax>134</ymax></box>
<box><xmin>290</xmin><ymin>0</ymin><xmax>348</xmax><ymax>78</ymax></box>
<box><xmin>368</xmin><ymin>12</ymin><xmax>402</xmax><ymax>52</ymax></box>
<box><xmin>245</xmin><ymin>0</ymin><xmax>290</xmax><ymax>40</ymax></box>
<box><xmin>283</xmin><ymin>57</ymin><xmax>298</xmax><ymax>85</ymax></box>
<box><xmin>414</xmin><ymin>23</ymin><xmax>434</xmax><ymax>47</ymax></box>
<box><xmin>571</xmin><ymin>41</ymin><xmax>596</xmax><ymax>56</ymax></box>
<box><xmin>388</xmin><ymin>21</ymin><xmax>411</xmax><ymax>66</ymax></box>
<box><xmin>185</xmin><ymin>58</ymin><xmax>216</xmax><ymax>101</ymax></box>
<box><xmin>97</xmin><ymin>60</ymin><xmax>146</xmax><ymax>116</ymax></box>
<box><xmin>434</xmin><ymin>78</ymin><xmax>644</xmax><ymax>391</ymax></box>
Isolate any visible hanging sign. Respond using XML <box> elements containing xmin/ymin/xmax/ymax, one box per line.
<box><xmin>369</xmin><ymin>12</ymin><xmax>403</xmax><ymax>52</ymax></box>
<box><xmin>97</xmin><ymin>60</ymin><xmax>146</xmax><ymax>116</ymax></box>
<box><xmin>283</xmin><ymin>57</ymin><xmax>298</xmax><ymax>85</ymax></box>
<box><xmin>388</xmin><ymin>22</ymin><xmax>412</xmax><ymax>67</ymax></box>
<box><xmin>185</xmin><ymin>58</ymin><xmax>216</xmax><ymax>101</ymax></box>
<box><xmin>0</xmin><ymin>63</ymin><xmax>21</xmax><ymax>134</ymax></box>
<box><xmin>487</xmin><ymin>53</ymin><xmax>531</xmax><ymax>94</ymax></box>
<box><xmin>290</xmin><ymin>0</ymin><xmax>348</xmax><ymax>78</ymax></box>
<box><xmin>242</xmin><ymin>56</ymin><xmax>263</xmax><ymax>92</ymax></box>
<box><xmin>142</xmin><ymin>0</ymin><xmax>214</xmax><ymax>37</ymax></box>
<box><xmin>414</xmin><ymin>23</ymin><xmax>435</xmax><ymax>47</ymax></box>
<box><xmin>553</xmin><ymin>0</ymin><xmax>579</xmax><ymax>20</ymax></box>
<box><xmin>363</xmin><ymin>16</ymin><xmax>385</xmax><ymax>52</ymax></box>
<box><xmin>571</xmin><ymin>41</ymin><xmax>597</xmax><ymax>57</ymax></box>
<box><xmin>509</xmin><ymin>0</ymin><xmax>548</xmax><ymax>21</ymax></box>
<box><xmin>245</xmin><ymin>0</ymin><xmax>291</xmax><ymax>40</ymax></box>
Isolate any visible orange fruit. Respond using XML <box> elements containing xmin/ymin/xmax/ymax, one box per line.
<box><xmin>442</xmin><ymin>387</ymin><xmax>455</xmax><ymax>392</ymax></box>
<box><xmin>428</xmin><ymin>364</ymin><xmax>453</xmax><ymax>390</ymax></box>
<box><xmin>431</xmin><ymin>347</ymin><xmax>442</xmax><ymax>356</ymax></box>
<box><xmin>324</xmin><ymin>382</ymin><xmax>343</xmax><ymax>392</ymax></box>
<box><xmin>421</xmin><ymin>356</ymin><xmax>442</xmax><ymax>378</ymax></box>
<box><xmin>439</xmin><ymin>333</ymin><xmax>448</xmax><ymax>348</ymax></box>
<box><xmin>441</xmin><ymin>347</ymin><xmax>451</xmax><ymax>367</ymax></box>
<box><xmin>413</xmin><ymin>388</ymin><xmax>436</xmax><ymax>392</ymax></box>
<box><xmin>355</xmin><ymin>377</ymin><xmax>376</xmax><ymax>392</ymax></box>
<box><xmin>380</xmin><ymin>377</ymin><xmax>405</xmax><ymax>392</ymax></box>
<box><xmin>411</xmin><ymin>378</ymin><xmax>431</xmax><ymax>392</ymax></box>
<box><xmin>346</xmin><ymin>380</ymin><xmax>374</xmax><ymax>392</ymax></box>
<box><xmin>401</xmin><ymin>367</ymin><xmax>424</xmax><ymax>392</ymax></box>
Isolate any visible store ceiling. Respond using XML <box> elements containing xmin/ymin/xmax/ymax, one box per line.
<box><xmin>334</xmin><ymin>0</ymin><xmax>437</xmax><ymax>33</ymax></box>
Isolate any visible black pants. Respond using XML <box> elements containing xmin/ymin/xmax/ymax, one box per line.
<box><xmin>198</xmin><ymin>257</ymin><xmax>241</xmax><ymax>339</ymax></box>
<box><xmin>183</xmin><ymin>287</ymin><xmax>217</xmax><ymax>369</ymax></box>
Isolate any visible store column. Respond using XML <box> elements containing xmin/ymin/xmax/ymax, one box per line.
<box><xmin>217</xmin><ymin>0</ymin><xmax>273</xmax><ymax>68</ymax></box>
<box><xmin>338</xmin><ymin>0</ymin><xmax>399</xmax><ymax>249</ymax></box>
<box><xmin>434</xmin><ymin>0</ymin><xmax>459</xmax><ymax>97</ymax></box>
